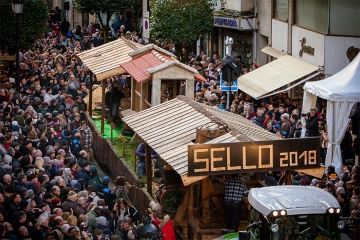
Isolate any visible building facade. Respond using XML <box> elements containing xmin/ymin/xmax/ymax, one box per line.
<box><xmin>257</xmin><ymin>0</ymin><xmax>360</xmax><ymax>76</ymax></box>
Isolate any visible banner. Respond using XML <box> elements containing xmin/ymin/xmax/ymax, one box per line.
<box><xmin>188</xmin><ymin>138</ymin><xmax>320</xmax><ymax>176</ymax></box>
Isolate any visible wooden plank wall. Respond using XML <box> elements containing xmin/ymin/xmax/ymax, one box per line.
<box><xmin>85</xmin><ymin>113</ymin><xmax>153</xmax><ymax>217</ymax></box>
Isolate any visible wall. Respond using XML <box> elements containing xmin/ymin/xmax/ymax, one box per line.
<box><xmin>152</xmin><ymin>66</ymin><xmax>194</xmax><ymax>103</ymax></box>
<box><xmin>271</xmin><ymin>19</ymin><xmax>288</xmax><ymax>53</ymax></box>
<box><xmin>324</xmin><ymin>36</ymin><xmax>360</xmax><ymax>75</ymax></box>
<box><xmin>256</xmin><ymin>0</ymin><xmax>272</xmax><ymax>66</ymax></box>
<box><xmin>225</xmin><ymin>0</ymin><xmax>254</xmax><ymax>12</ymax></box>
<box><xmin>257</xmin><ymin>0</ymin><xmax>271</xmax><ymax>38</ymax></box>
<box><xmin>291</xmin><ymin>26</ymin><xmax>325</xmax><ymax>68</ymax></box>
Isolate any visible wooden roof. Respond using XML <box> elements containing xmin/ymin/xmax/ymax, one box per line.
<box><xmin>122</xmin><ymin>96</ymin><xmax>280</xmax><ymax>185</ymax></box>
<box><xmin>121</xmin><ymin>45</ymin><xmax>207</xmax><ymax>83</ymax></box>
<box><xmin>121</xmin><ymin>50</ymin><xmax>171</xmax><ymax>83</ymax></box>
<box><xmin>75</xmin><ymin>38</ymin><xmax>143</xmax><ymax>81</ymax></box>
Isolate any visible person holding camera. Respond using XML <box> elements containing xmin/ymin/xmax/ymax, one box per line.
<box><xmin>304</xmin><ymin>108</ymin><xmax>319</xmax><ymax>137</ymax></box>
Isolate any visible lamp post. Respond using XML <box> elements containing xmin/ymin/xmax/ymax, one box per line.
<box><xmin>12</xmin><ymin>0</ymin><xmax>24</xmax><ymax>93</ymax></box>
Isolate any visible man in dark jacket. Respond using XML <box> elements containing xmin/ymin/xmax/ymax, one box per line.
<box><xmin>76</xmin><ymin>161</ymin><xmax>91</xmax><ymax>188</ymax></box>
<box><xmin>305</xmin><ymin>109</ymin><xmax>319</xmax><ymax>137</ymax></box>
<box><xmin>97</xmin><ymin>176</ymin><xmax>116</xmax><ymax>209</ymax></box>
<box><xmin>61</xmin><ymin>190</ymin><xmax>77</xmax><ymax>213</ymax></box>
<box><xmin>70</xmin><ymin>129</ymin><xmax>82</xmax><ymax>158</ymax></box>
<box><xmin>110</xmin><ymin>81</ymin><xmax>125</xmax><ymax>126</ymax></box>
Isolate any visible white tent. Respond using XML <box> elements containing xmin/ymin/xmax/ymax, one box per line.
<box><xmin>302</xmin><ymin>53</ymin><xmax>360</xmax><ymax>175</ymax></box>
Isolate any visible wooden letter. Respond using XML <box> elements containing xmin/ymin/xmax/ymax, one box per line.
<box><xmin>227</xmin><ymin>147</ymin><xmax>241</xmax><ymax>170</ymax></box>
<box><xmin>258</xmin><ymin>145</ymin><xmax>273</xmax><ymax>168</ymax></box>
<box><xmin>194</xmin><ymin>149</ymin><xmax>209</xmax><ymax>172</ymax></box>
<box><xmin>243</xmin><ymin>146</ymin><xmax>256</xmax><ymax>169</ymax></box>
<box><xmin>210</xmin><ymin>148</ymin><xmax>226</xmax><ymax>171</ymax></box>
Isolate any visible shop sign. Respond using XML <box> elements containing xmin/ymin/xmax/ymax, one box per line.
<box><xmin>188</xmin><ymin>138</ymin><xmax>320</xmax><ymax>176</ymax></box>
<box><xmin>299</xmin><ymin>38</ymin><xmax>315</xmax><ymax>57</ymax></box>
<box><xmin>214</xmin><ymin>16</ymin><xmax>239</xmax><ymax>29</ymax></box>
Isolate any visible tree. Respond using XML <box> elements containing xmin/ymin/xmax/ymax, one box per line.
<box><xmin>150</xmin><ymin>0</ymin><xmax>214</xmax><ymax>62</ymax></box>
<box><xmin>0</xmin><ymin>0</ymin><xmax>48</xmax><ymax>52</ymax></box>
<box><xmin>73</xmin><ymin>0</ymin><xmax>136</xmax><ymax>43</ymax></box>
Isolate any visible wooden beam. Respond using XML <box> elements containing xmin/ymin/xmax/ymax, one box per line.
<box><xmin>145</xmin><ymin>143</ymin><xmax>152</xmax><ymax>196</ymax></box>
<box><xmin>140</xmin><ymin>82</ymin><xmax>145</xmax><ymax>111</ymax></box>
<box><xmin>101</xmin><ymin>80</ymin><xmax>105</xmax><ymax>134</ymax></box>
<box><xmin>131</xmin><ymin>76</ymin><xmax>134</xmax><ymax>111</ymax></box>
<box><xmin>89</xmin><ymin>71</ymin><xmax>93</xmax><ymax>116</ymax></box>
<box><xmin>285</xmin><ymin>170</ymin><xmax>292</xmax><ymax>185</ymax></box>
<box><xmin>187</xmin><ymin>184</ymin><xmax>195</xmax><ymax>240</ymax></box>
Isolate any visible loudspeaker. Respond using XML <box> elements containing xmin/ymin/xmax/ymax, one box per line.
<box><xmin>64</xmin><ymin>2</ymin><xmax>70</xmax><ymax>11</ymax></box>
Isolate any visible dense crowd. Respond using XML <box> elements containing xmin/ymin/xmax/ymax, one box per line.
<box><xmin>0</xmin><ymin>6</ymin><xmax>359</xmax><ymax>239</ymax></box>
<box><xmin>0</xmin><ymin>10</ymin><xmax>180</xmax><ymax>240</ymax></box>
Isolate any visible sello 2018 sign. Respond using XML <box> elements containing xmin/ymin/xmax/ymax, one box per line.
<box><xmin>187</xmin><ymin>138</ymin><xmax>320</xmax><ymax>176</ymax></box>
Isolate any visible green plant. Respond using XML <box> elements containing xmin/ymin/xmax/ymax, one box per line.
<box><xmin>150</xmin><ymin>0</ymin><xmax>214</xmax><ymax>62</ymax></box>
<box><xmin>0</xmin><ymin>0</ymin><xmax>48</xmax><ymax>51</ymax></box>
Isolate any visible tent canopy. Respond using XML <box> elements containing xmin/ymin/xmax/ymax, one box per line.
<box><xmin>237</xmin><ymin>55</ymin><xmax>319</xmax><ymax>99</ymax></box>
<box><xmin>304</xmin><ymin>53</ymin><xmax>360</xmax><ymax>102</ymax></box>
<box><xmin>302</xmin><ymin>53</ymin><xmax>360</xmax><ymax>176</ymax></box>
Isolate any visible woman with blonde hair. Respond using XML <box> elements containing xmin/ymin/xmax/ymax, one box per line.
<box><xmin>67</xmin><ymin>215</ymin><xmax>78</xmax><ymax>226</ymax></box>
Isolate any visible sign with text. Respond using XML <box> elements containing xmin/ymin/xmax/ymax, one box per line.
<box><xmin>188</xmin><ymin>138</ymin><xmax>320</xmax><ymax>176</ymax></box>
<box><xmin>214</xmin><ymin>16</ymin><xmax>240</xmax><ymax>29</ymax></box>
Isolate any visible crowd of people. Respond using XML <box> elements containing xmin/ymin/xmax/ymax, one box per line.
<box><xmin>0</xmin><ymin>4</ymin><xmax>359</xmax><ymax>238</ymax></box>
<box><xmin>0</xmin><ymin>8</ymin><xmax>178</xmax><ymax>240</ymax></box>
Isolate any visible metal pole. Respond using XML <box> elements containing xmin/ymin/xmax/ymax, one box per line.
<box><xmin>226</xmin><ymin>87</ymin><xmax>230</xmax><ymax>111</ymax></box>
<box><xmin>15</xmin><ymin>16</ymin><xmax>20</xmax><ymax>92</ymax></box>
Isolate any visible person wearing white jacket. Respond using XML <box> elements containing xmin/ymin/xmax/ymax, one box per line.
<box><xmin>43</xmin><ymin>87</ymin><xmax>59</xmax><ymax>102</ymax></box>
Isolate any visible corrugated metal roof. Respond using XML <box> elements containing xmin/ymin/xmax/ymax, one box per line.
<box><xmin>122</xmin><ymin>96</ymin><xmax>281</xmax><ymax>185</ymax></box>
<box><xmin>75</xmin><ymin>38</ymin><xmax>143</xmax><ymax>81</ymax></box>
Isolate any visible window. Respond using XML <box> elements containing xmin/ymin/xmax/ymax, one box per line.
<box><xmin>295</xmin><ymin>0</ymin><xmax>329</xmax><ymax>34</ymax></box>
<box><xmin>329</xmin><ymin>0</ymin><xmax>360</xmax><ymax>36</ymax></box>
<box><xmin>274</xmin><ymin>0</ymin><xmax>289</xmax><ymax>22</ymax></box>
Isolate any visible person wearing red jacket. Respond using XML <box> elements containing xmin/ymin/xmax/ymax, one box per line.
<box><xmin>151</xmin><ymin>211</ymin><xmax>176</xmax><ymax>240</ymax></box>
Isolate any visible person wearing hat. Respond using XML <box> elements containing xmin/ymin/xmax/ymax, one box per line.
<box><xmin>97</xmin><ymin>176</ymin><xmax>116</xmax><ymax>209</ymax></box>
<box><xmin>294</xmin><ymin>121</ymin><xmax>303</xmax><ymax>138</ymax></box>
<box><xmin>88</xmin><ymin>166</ymin><xmax>102</xmax><ymax>193</ymax></box>
<box><xmin>218</xmin><ymin>95</ymin><xmax>227</xmax><ymax>110</ymax></box>
<box><xmin>70</xmin><ymin>129</ymin><xmax>82</xmax><ymax>158</ymax></box>
<box><xmin>61</xmin><ymin>190</ymin><xmax>78</xmax><ymax>213</ymax></box>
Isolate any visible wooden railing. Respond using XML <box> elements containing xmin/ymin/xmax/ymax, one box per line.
<box><xmin>85</xmin><ymin>113</ymin><xmax>153</xmax><ymax>216</ymax></box>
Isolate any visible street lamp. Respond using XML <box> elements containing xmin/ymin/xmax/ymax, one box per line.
<box><xmin>12</xmin><ymin>0</ymin><xmax>24</xmax><ymax>92</ymax></box>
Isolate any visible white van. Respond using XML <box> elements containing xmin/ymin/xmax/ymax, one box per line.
<box><xmin>219</xmin><ymin>185</ymin><xmax>349</xmax><ymax>240</ymax></box>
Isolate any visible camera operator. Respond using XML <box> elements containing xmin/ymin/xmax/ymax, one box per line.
<box><xmin>304</xmin><ymin>108</ymin><xmax>319</xmax><ymax>137</ymax></box>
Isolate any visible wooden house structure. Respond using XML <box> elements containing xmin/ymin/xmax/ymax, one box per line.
<box><xmin>119</xmin><ymin>44</ymin><xmax>206</xmax><ymax>112</ymax></box>
<box><xmin>75</xmin><ymin>38</ymin><xmax>143</xmax><ymax>132</ymax></box>
<box><xmin>122</xmin><ymin>96</ymin><xmax>280</xmax><ymax>238</ymax></box>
